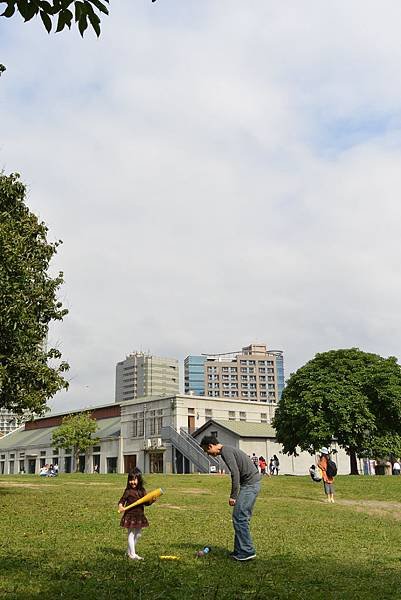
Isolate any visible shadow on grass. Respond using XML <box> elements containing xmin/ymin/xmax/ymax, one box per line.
<box><xmin>1</xmin><ymin>549</ymin><xmax>400</xmax><ymax>600</ymax></box>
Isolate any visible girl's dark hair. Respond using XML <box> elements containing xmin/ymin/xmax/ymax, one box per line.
<box><xmin>126</xmin><ymin>469</ymin><xmax>145</xmax><ymax>493</ymax></box>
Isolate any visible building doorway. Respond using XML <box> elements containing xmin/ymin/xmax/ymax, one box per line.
<box><xmin>173</xmin><ymin>449</ymin><xmax>190</xmax><ymax>474</ymax></box>
<box><xmin>78</xmin><ymin>456</ymin><xmax>86</xmax><ymax>473</ymax></box>
<box><xmin>188</xmin><ymin>415</ymin><xmax>195</xmax><ymax>433</ymax></box>
<box><xmin>149</xmin><ymin>452</ymin><xmax>163</xmax><ymax>473</ymax></box>
<box><xmin>93</xmin><ymin>454</ymin><xmax>100</xmax><ymax>473</ymax></box>
<box><xmin>28</xmin><ymin>459</ymin><xmax>36</xmax><ymax>474</ymax></box>
<box><xmin>124</xmin><ymin>455</ymin><xmax>137</xmax><ymax>473</ymax></box>
<box><xmin>64</xmin><ymin>456</ymin><xmax>72</xmax><ymax>473</ymax></box>
<box><xmin>107</xmin><ymin>457</ymin><xmax>118</xmax><ymax>473</ymax></box>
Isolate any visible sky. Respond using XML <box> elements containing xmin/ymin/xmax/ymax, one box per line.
<box><xmin>2</xmin><ymin>1</ymin><xmax>401</xmax><ymax>413</ymax></box>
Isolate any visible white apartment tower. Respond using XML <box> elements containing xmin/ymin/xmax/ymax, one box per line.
<box><xmin>115</xmin><ymin>352</ymin><xmax>179</xmax><ymax>403</ymax></box>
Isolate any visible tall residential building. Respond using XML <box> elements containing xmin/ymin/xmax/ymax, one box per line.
<box><xmin>185</xmin><ymin>343</ymin><xmax>284</xmax><ymax>404</ymax></box>
<box><xmin>184</xmin><ymin>355</ymin><xmax>207</xmax><ymax>396</ymax></box>
<box><xmin>115</xmin><ymin>352</ymin><xmax>179</xmax><ymax>403</ymax></box>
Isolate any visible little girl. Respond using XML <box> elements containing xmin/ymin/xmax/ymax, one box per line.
<box><xmin>118</xmin><ymin>470</ymin><xmax>155</xmax><ymax>560</ymax></box>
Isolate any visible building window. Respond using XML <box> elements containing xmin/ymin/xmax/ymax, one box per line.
<box><xmin>211</xmin><ymin>431</ymin><xmax>218</xmax><ymax>438</ymax></box>
<box><xmin>132</xmin><ymin>412</ymin><xmax>144</xmax><ymax>438</ymax></box>
<box><xmin>93</xmin><ymin>446</ymin><xmax>101</xmax><ymax>453</ymax></box>
<box><xmin>228</xmin><ymin>411</ymin><xmax>235</xmax><ymax>421</ymax></box>
<box><xmin>239</xmin><ymin>412</ymin><xmax>246</xmax><ymax>421</ymax></box>
<box><xmin>205</xmin><ymin>409</ymin><xmax>213</xmax><ymax>420</ymax></box>
<box><xmin>261</xmin><ymin>413</ymin><xmax>267</xmax><ymax>423</ymax></box>
<box><xmin>40</xmin><ymin>451</ymin><xmax>46</xmax><ymax>456</ymax></box>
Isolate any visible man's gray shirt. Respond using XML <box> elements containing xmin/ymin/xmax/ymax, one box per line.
<box><xmin>220</xmin><ymin>446</ymin><xmax>261</xmax><ymax>499</ymax></box>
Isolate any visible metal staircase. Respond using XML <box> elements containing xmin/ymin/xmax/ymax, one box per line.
<box><xmin>161</xmin><ymin>425</ymin><xmax>220</xmax><ymax>473</ymax></box>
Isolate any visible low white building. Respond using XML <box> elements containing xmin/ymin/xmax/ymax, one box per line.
<box><xmin>192</xmin><ymin>419</ymin><xmax>350</xmax><ymax>476</ymax></box>
<box><xmin>0</xmin><ymin>394</ymin><xmax>352</xmax><ymax>476</ymax></box>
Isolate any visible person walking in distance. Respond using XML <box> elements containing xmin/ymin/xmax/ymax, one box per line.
<box><xmin>272</xmin><ymin>455</ymin><xmax>280</xmax><ymax>475</ymax></box>
<box><xmin>318</xmin><ymin>447</ymin><xmax>337</xmax><ymax>503</ymax></box>
<box><xmin>201</xmin><ymin>435</ymin><xmax>261</xmax><ymax>561</ymax></box>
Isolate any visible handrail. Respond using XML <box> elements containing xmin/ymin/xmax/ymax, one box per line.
<box><xmin>161</xmin><ymin>425</ymin><xmax>217</xmax><ymax>473</ymax></box>
<box><xmin>179</xmin><ymin>428</ymin><xmax>220</xmax><ymax>469</ymax></box>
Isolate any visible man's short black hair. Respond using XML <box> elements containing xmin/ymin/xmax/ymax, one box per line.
<box><xmin>200</xmin><ymin>434</ymin><xmax>219</xmax><ymax>448</ymax></box>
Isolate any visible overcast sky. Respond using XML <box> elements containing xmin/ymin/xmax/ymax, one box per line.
<box><xmin>2</xmin><ymin>1</ymin><xmax>401</xmax><ymax>413</ymax></box>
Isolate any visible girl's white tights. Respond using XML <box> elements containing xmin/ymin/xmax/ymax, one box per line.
<box><xmin>127</xmin><ymin>528</ymin><xmax>142</xmax><ymax>558</ymax></box>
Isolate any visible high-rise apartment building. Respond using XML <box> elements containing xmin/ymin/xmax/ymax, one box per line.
<box><xmin>184</xmin><ymin>355</ymin><xmax>207</xmax><ymax>396</ymax></box>
<box><xmin>185</xmin><ymin>343</ymin><xmax>284</xmax><ymax>403</ymax></box>
<box><xmin>115</xmin><ymin>352</ymin><xmax>179</xmax><ymax>403</ymax></box>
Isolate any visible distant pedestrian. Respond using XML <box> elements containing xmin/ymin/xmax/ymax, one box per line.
<box><xmin>251</xmin><ymin>453</ymin><xmax>259</xmax><ymax>469</ymax></box>
<box><xmin>392</xmin><ymin>460</ymin><xmax>400</xmax><ymax>475</ymax></box>
<box><xmin>201</xmin><ymin>435</ymin><xmax>260</xmax><ymax>561</ymax></box>
<box><xmin>259</xmin><ymin>456</ymin><xmax>267</xmax><ymax>475</ymax></box>
<box><xmin>272</xmin><ymin>455</ymin><xmax>280</xmax><ymax>475</ymax></box>
<box><xmin>318</xmin><ymin>447</ymin><xmax>336</xmax><ymax>503</ymax></box>
<box><xmin>269</xmin><ymin>457</ymin><xmax>275</xmax><ymax>476</ymax></box>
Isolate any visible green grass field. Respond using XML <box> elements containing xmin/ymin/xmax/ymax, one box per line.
<box><xmin>1</xmin><ymin>474</ymin><xmax>400</xmax><ymax>600</ymax></box>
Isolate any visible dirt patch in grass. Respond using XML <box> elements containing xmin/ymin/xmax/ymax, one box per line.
<box><xmin>172</xmin><ymin>488</ymin><xmax>211</xmax><ymax>495</ymax></box>
<box><xmin>158</xmin><ymin>503</ymin><xmax>185</xmax><ymax>510</ymax></box>
<box><xmin>338</xmin><ymin>499</ymin><xmax>401</xmax><ymax>520</ymax></box>
<box><xmin>0</xmin><ymin>482</ymin><xmax>47</xmax><ymax>489</ymax></box>
<box><xmin>0</xmin><ymin>481</ymin><xmax>114</xmax><ymax>489</ymax></box>
<box><xmin>63</xmin><ymin>482</ymin><xmax>114</xmax><ymax>486</ymax></box>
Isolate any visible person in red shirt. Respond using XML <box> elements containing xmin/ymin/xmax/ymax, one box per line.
<box><xmin>317</xmin><ymin>447</ymin><xmax>335</xmax><ymax>503</ymax></box>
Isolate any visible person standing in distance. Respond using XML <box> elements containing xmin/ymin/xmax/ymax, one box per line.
<box><xmin>318</xmin><ymin>447</ymin><xmax>335</xmax><ymax>503</ymax></box>
<box><xmin>200</xmin><ymin>435</ymin><xmax>261</xmax><ymax>561</ymax></box>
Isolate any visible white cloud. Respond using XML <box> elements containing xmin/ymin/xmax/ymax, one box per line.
<box><xmin>1</xmin><ymin>1</ymin><xmax>401</xmax><ymax>411</ymax></box>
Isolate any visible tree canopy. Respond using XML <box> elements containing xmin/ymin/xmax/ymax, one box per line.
<box><xmin>1</xmin><ymin>0</ymin><xmax>109</xmax><ymax>36</ymax></box>
<box><xmin>1</xmin><ymin>0</ymin><xmax>157</xmax><ymax>37</ymax></box>
<box><xmin>0</xmin><ymin>172</ymin><xmax>69</xmax><ymax>416</ymax></box>
<box><xmin>52</xmin><ymin>412</ymin><xmax>99</xmax><ymax>471</ymax></box>
<box><xmin>273</xmin><ymin>348</ymin><xmax>401</xmax><ymax>473</ymax></box>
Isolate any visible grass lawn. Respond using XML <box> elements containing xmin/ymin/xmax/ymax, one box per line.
<box><xmin>0</xmin><ymin>473</ymin><xmax>400</xmax><ymax>600</ymax></box>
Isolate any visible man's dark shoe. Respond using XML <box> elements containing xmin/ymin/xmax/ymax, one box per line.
<box><xmin>232</xmin><ymin>553</ymin><xmax>256</xmax><ymax>561</ymax></box>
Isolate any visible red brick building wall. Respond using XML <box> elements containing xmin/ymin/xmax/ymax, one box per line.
<box><xmin>25</xmin><ymin>404</ymin><xmax>121</xmax><ymax>431</ymax></box>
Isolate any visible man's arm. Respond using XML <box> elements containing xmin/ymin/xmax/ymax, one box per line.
<box><xmin>221</xmin><ymin>448</ymin><xmax>240</xmax><ymax>501</ymax></box>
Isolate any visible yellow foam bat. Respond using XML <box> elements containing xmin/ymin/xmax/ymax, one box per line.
<box><xmin>119</xmin><ymin>487</ymin><xmax>164</xmax><ymax>512</ymax></box>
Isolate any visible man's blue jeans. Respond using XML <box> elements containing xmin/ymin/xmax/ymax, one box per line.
<box><xmin>232</xmin><ymin>482</ymin><xmax>260</xmax><ymax>557</ymax></box>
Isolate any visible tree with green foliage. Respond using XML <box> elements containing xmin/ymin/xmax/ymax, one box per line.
<box><xmin>0</xmin><ymin>172</ymin><xmax>69</xmax><ymax>416</ymax></box>
<box><xmin>273</xmin><ymin>348</ymin><xmax>401</xmax><ymax>474</ymax></box>
<box><xmin>1</xmin><ymin>0</ymin><xmax>157</xmax><ymax>37</ymax></box>
<box><xmin>1</xmin><ymin>0</ymin><xmax>109</xmax><ymax>36</ymax></box>
<box><xmin>52</xmin><ymin>412</ymin><xmax>99</xmax><ymax>472</ymax></box>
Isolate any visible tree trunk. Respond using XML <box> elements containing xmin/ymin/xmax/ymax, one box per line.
<box><xmin>74</xmin><ymin>449</ymin><xmax>80</xmax><ymax>473</ymax></box>
<box><xmin>349</xmin><ymin>449</ymin><xmax>359</xmax><ymax>474</ymax></box>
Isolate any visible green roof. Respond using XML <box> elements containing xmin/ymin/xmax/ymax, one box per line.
<box><xmin>202</xmin><ymin>419</ymin><xmax>276</xmax><ymax>438</ymax></box>
<box><xmin>0</xmin><ymin>417</ymin><xmax>120</xmax><ymax>451</ymax></box>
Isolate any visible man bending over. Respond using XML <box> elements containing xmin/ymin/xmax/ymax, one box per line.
<box><xmin>200</xmin><ymin>435</ymin><xmax>261</xmax><ymax>561</ymax></box>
